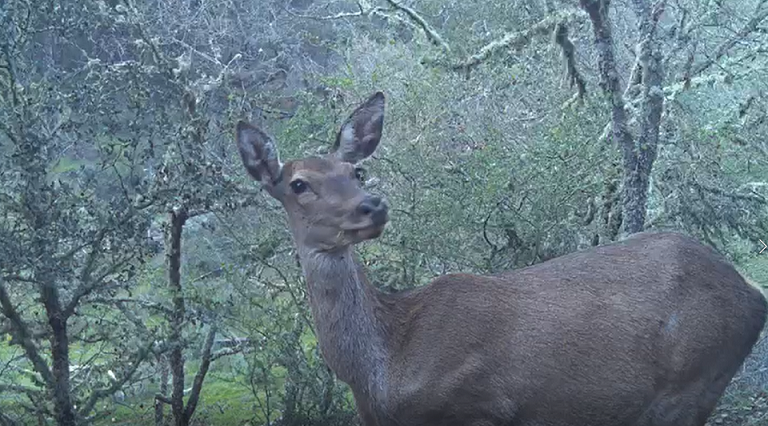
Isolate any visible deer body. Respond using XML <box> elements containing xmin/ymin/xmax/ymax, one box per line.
<box><xmin>235</xmin><ymin>92</ymin><xmax>767</xmax><ymax>426</ymax></box>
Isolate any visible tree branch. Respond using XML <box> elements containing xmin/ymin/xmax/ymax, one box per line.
<box><xmin>689</xmin><ymin>0</ymin><xmax>768</xmax><ymax>78</ymax></box>
<box><xmin>554</xmin><ymin>22</ymin><xmax>587</xmax><ymax>103</ymax></box>
<box><xmin>691</xmin><ymin>181</ymin><xmax>767</xmax><ymax>204</ymax></box>
<box><xmin>382</xmin><ymin>0</ymin><xmax>450</xmax><ymax>51</ymax></box>
<box><xmin>1</xmin><ymin>274</ymin><xmax>42</xmax><ymax>285</ymax></box>
<box><xmin>62</xmin><ymin>254</ymin><xmax>134</xmax><ymax>319</ymax></box>
<box><xmin>78</xmin><ymin>342</ymin><xmax>153</xmax><ymax>418</ymax></box>
<box><xmin>183</xmin><ymin>324</ymin><xmax>217</xmax><ymax>422</ymax></box>
<box><xmin>0</xmin><ymin>383</ymin><xmax>43</xmax><ymax>398</ymax></box>
<box><xmin>284</xmin><ymin>1</ymin><xmax>372</xmax><ymax>21</ymax></box>
<box><xmin>0</xmin><ymin>281</ymin><xmax>54</xmax><ymax>387</ymax></box>
<box><xmin>579</xmin><ymin>0</ymin><xmax>633</xmax><ymax>149</ymax></box>
<box><xmin>155</xmin><ymin>395</ymin><xmax>172</xmax><ymax>405</ymax></box>
<box><xmin>77</xmin><ymin>228</ymin><xmax>108</xmax><ymax>285</ymax></box>
<box><xmin>286</xmin><ymin>0</ymin><xmax>449</xmax><ymax>51</ymax></box>
<box><xmin>452</xmin><ymin>9</ymin><xmax>587</xmax><ymax>74</ymax></box>
<box><xmin>85</xmin><ymin>297</ymin><xmax>174</xmax><ymax>317</ymax></box>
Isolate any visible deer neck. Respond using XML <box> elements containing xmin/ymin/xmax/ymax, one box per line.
<box><xmin>298</xmin><ymin>246</ymin><xmax>391</xmax><ymax>401</ymax></box>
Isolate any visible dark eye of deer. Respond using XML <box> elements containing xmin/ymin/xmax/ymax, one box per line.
<box><xmin>354</xmin><ymin>167</ymin><xmax>366</xmax><ymax>183</ymax></box>
<box><xmin>290</xmin><ymin>179</ymin><xmax>308</xmax><ymax>194</ymax></box>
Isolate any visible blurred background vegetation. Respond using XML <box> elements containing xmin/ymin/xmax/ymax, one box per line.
<box><xmin>1</xmin><ymin>0</ymin><xmax>768</xmax><ymax>425</ymax></box>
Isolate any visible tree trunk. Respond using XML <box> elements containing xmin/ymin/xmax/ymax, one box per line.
<box><xmin>163</xmin><ymin>207</ymin><xmax>215</xmax><ymax>426</ymax></box>
<box><xmin>166</xmin><ymin>208</ymin><xmax>188</xmax><ymax>426</ymax></box>
<box><xmin>155</xmin><ymin>354</ymin><xmax>169</xmax><ymax>426</ymax></box>
<box><xmin>624</xmin><ymin>0</ymin><xmax>664</xmax><ymax>234</ymax></box>
<box><xmin>41</xmin><ymin>282</ymin><xmax>77</xmax><ymax>426</ymax></box>
<box><xmin>580</xmin><ymin>0</ymin><xmax>664</xmax><ymax>236</ymax></box>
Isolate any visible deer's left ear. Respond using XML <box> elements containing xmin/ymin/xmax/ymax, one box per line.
<box><xmin>236</xmin><ymin>121</ymin><xmax>284</xmax><ymax>199</ymax></box>
<box><xmin>332</xmin><ymin>91</ymin><xmax>385</xmax><ymax>164</ymax></box>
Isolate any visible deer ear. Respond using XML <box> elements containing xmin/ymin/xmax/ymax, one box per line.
<box><xmin>332</xmin><ymin>91</ymin><xmax>385</xmax><ymax>164</ymax></box>
<box><xmin>236</xmin><ymin>121</ymin><xmax>283</xmax><ymax>197</ymax></box>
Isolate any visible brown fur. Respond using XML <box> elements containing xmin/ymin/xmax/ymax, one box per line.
<box><xmin>235</xmin><ymin>92</ymin><xmax>768</xmax><ymax>426</ymax></box>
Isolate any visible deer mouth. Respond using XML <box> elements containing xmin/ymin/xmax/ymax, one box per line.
<box><xmin>351</xmin><ymin>223</ymin><xmax>387</xmax><ymax>240</ymax></box>
<box><xmin>343</xmin><ymin>213</ymin><xmax>389</xmax><ymax>241</ymax></box>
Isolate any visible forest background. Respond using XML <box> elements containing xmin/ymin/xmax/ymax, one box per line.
<box><xmin>2</xmin><ymin>0</ymin><xmax>768</xmax><ymax>425</ymax></box>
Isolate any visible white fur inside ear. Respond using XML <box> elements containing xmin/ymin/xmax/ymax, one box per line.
<box><xmin>239</xmin><ymin>143</ymin><xmax>258</xmax><ymax>167</ymax></box>
<box><xmin>237</xmin><ymin>124</ymin><xmax>282</xmax><ymax>183</ymax></box>
<box><xmin>340</xmin><ymin>125</ymin><xmax>356</xmax><ymax>148</ymax></box>
<box><xmin>334</xmin><ymin>124</ymin><xmax>358</xmax><ymax>161</ymax></box>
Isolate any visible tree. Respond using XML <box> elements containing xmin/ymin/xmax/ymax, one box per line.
<box><xmin>0</xmin><ymin>1</ymin><xmax>254</xmax><ymax>424</ymax></box>
<box><xmin>578</xmin><ymin>0</ymin><xmax>665</xmax><ymax>235</ymax></box>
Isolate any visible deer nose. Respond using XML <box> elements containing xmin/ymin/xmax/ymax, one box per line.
<box><xmin>357</xmin><ymin>196</ymin><xmax>384</xmax><ymax>216</ymax></box>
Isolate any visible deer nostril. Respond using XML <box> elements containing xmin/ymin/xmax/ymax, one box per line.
<box><xmin>357</xmin><ymin>196</ymin><xmax>383</xmax><ymax>216</ymax></box>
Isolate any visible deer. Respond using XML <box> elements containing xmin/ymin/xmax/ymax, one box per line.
<box><xmin>234</xmin><ymin>91</ymin><xmax>768</xmax><ymax>426</ymax></box>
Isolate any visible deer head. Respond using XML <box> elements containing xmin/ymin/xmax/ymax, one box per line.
<box><xmin>236</xmin><ymin>92</ymin><xmax>388</xmax><ymax>252</ymax></box>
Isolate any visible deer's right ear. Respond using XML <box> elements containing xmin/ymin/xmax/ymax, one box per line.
<box><xmin>236</xmin><ymin>121</ymin><xmax>283</xmax><ymax>197</ymax></box>
<box><xmin>332</xmin><ymin>91</ymin><xmax>385</xmax><ymax>164</ymax></box>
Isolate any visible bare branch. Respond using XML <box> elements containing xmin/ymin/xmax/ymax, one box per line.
<box><xmin>453</xmin><ymin>9</ymin><xmax>587</xmax><ymax>73</ymax></box>
<box><xmin>370</xmin><ymin>9</ymin><xmax>420</xmax><ymax>34</ymax></box>
<box><xmin>382</xmin><ymin>0</ymin><xmax>450</xmax><ymax>51</ymax></box>
<box><xmin>78</xmin><ymin>228</ymin><xmax>108</xmax><ymax>284</ymax></box>
<box><xmin>689</xmin><ymin>1</ymin><xmax>768</xmax><ymax>78</ymax></box>
<box><xmin>0</xmin><ymin>383</ymin><xmax>42</xmax><ymax>395</ymax></box>
<box><xmin>53</xmin><ymin>218</ymin><xmax>118</xmax><ymax>262</ymax></box>
<box><xmin>664</xmin><ymin>72</ymin><xmax>728</xmax><ymax>100</ymax></box>
<box><xmin>211</xmin><ymin>344</ymin><xmax>253</xmax><ymax>362</ymax></box>
<box><xmin>284</xmin><ymin>2</ymin><xmax>373</xmax><ymax>21</ymax></box>
<box><xmin>286</xmin><ymin>1</ymin><xmax>449</xmax><ymax>51</ymax></box>
<box><xmin>691</xmin><ymin>181</ymin><xmax>767</xmax><ymax>204</ymax></box>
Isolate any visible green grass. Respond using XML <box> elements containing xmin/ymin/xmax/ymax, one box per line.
<box><xmin>740</xmin><ymin>255</ymin><xmax>768</xmax><ymax>289</ymax></box>
<box><xmin>103</xmin><ymin>377</ymin><xmax>259</xmax><ymax>426</ymax></box>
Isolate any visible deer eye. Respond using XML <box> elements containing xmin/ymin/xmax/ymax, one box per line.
<box><xmin>289</xmin><ymin>179</ymin><xmax>308</xmax><ymax>194</ymax></box>
<box><xmin>354</xmin><ymin>167</ymin><xmax>367</xmax><ymax>183</ymax></box>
